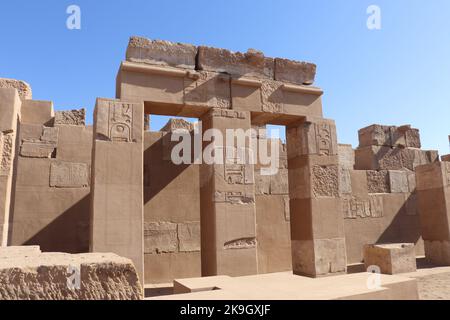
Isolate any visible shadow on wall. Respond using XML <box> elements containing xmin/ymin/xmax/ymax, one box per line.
<box><xmin>21</xmin><ymin>194</ymin><xmax>91</xmax><ymax>253</ymax></box>
<box><xmin>377</xmin><ymin>193</ymin><xmax>422</xmax><ymax>247</ymax></box>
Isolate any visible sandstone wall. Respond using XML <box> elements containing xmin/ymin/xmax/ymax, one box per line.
<box><xmin>9</xmin><ymin>106</ymin><xmax>92</xmax><ymax>253</ymax></box>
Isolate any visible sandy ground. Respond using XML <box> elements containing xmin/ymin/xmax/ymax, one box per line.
<box><xmin>416</xmin><ymin>272</ymin><xmax>450</xmax><ymax>300</ymax></box>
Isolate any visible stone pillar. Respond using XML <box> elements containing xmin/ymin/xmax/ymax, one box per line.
<box><xmin>200</xmin><ymin>109</ymin><xmax>258</xmax><ymax>277</ymax></box>
<box><xmin>286</xmin><ymin>118</ymin><xmax>347</xmax><ymax>277</ymax></box>
<box><xmin>90</xmin><ymin>98</ymin><xmax>144</xmax><ymax>285</ymax></box>
<box><xmin>416</xmin><ymin>161</ymin><xmax>450</xmax><ymax>265</ymax></box>
<box><xmin>0</xmin><ymin>88</ymin><xmax>21</xmax><ymax>247</ymax></box>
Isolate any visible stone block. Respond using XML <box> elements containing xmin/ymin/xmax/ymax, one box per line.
<box><xmin>389</xmin><ymin>170</ymin><xmax>409</xmax><ymax>193</ymax></box>
<box><xmin>20</xmin><ymin>100</ymin><xmax>54</xmax><ymax>125</ymax></box>
<box><xmin>312</xmin><ymin>165</ymin><xmax>339</xmax><ymax>197</ymax></box>
<box><xmin>355</xmin><ymin>145</ymin><xmax>435</xmax><ymax>171</ymax></box>
<box><xmin>55</xmin><ymin>109</ymin><xmax>86</xmax><ymax>126</ymax></box>
<box><xmin>339</xmin><ymin>168</ymin><xmax>352</xmax><ymax>195</ymax></box>
<box><xmin>198</xmin><ymin>46</ymin><xmax>274</xmax><ymax>79</ymax></box>
<box><xmin>178</xmin><ymin>222</ymin><xmax>201</xmax><ymax>252</ymax></box>
<box><xmin>287</xmin><ymin>119</ymin><xmax>338</xmax><ymax>157</ymax></box>
<box><xmin>0</xmin><ymin>88</ymin><xmax>22</xmax><ymax>133</ymax></box>
<box><xmin>41</xmin><ymin>127</ymin><xmax>59</xmax><ymax>144</ymax></box>
<box><xmin>144</xmin><ymin>222</ymin><xmax>177</xmax><ymax>254</ymax></box>
<box><xmin>160</xmin><ymin>118</ymin><xmax>193</xmax><ymax>133</ymax></box>
<box><xmin>274</xmin><ymin>58</ymin><xmax>316</xmax><ymax>85</ymax></box>
<box><xmin>255</xmin><ymin>172</ymin><xmax>270</xmax><ymax>195</ymax></box>
<box><xmin>364</xmin><ymin>243</ymin><xmax>417</xmax><ymax>274</ymax></box>
<box><xmin>415</xmin><ymin>162</ymin><xmax>450</xmax><ymax>191</ymax></box>
<box><xmin>0</xmin><ymin>78</ymin><xmax>32</xmax><ymax>100</ymax></box>
<box><xmin>367</xmin><ymin>170</ymin><xmax>390</xmax><ymax>193</ymax></box>
<box><xmin>20</xmin><ymin>140</ymin><xmax>55</xmax><ymax>158</ymax></box>
<box><xmin>0</xmin><ymin>133</ymin><xmax>14</xmax><ymax>176</ymax></box>
<box><xmin>291</xmin><ymin>238</ymin><xmax>347</xmax><ymax>277</ymax></box>
<box><xmin>358</xmin><ymin>124</ymin><xmax>421</xmax><ymax>148</ymax></box>
<box><xmin>442</xmin><ymin>154</ymin><xmax>450</xmax><ymax>162</ymax></box>
<box><xmin>349</xmin><ymin>170</ymin><xmax>369</xmax><ymax>198</ymax></box>
<box><xmin>184</xmin><ymin>71</ymin><xmax>231</xmax><ymax>109</ymax></box>
<box><xmin>50</xmin><ymin>161</ymin><xmax>90</xmax><ymax>188</ymax></box>
<box><xmin>0</xmin><ymin>252</ymin><xmax>142</xmax><ymax>300</ymax></box>
<box><xmin>126</xmin><ymin>36</ymin><xmax>197</xmax><ymax>69</ymax></box>
<box><xmin>338</xmin><ymin>144</ymin><xmax>355</xmax><ymax>170</ymax></box>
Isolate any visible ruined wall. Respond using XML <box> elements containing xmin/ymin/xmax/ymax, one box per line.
<box><xmin>143</xmin><ymin>119</ymin><xmax>201</xmax><ymax>284</ymax></box>
<box><xmin>341</xmin><ymin>125</ymin><xmax>439</xmax><ymax>264</ymax></box>
<box><xmin>9</xmin><ymin>105</ymin><xmax>92</xmax><ymax>253</ymax></box>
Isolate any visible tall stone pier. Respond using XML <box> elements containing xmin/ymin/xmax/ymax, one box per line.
<box><xmin>90</xmin><ymin>98</ymin><xmax>144</xmax><ymax>284</ymax></box>
<box><xmin>0</xmin><ymin>81</ymin><xmax>27</xmax><ymax>246</ymax></box>
<box><xmin>287</xmin><ymin>118</ymin><xmax>346</xmax><ymax>277</ymax></box>
<box><xmin>416</xmin><ymin>161</ymin><xmax>450</xmax><ymax>265</ymax></box>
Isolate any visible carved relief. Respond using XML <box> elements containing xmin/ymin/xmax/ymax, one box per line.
<box><xmin>314</xmin><ymin>122</ymin><xmax>336</xmax><ymax>156</ymax></box>
<box><xmin>184</xmin><ymin>72</ymin><xmax>231</xmax><ymax>109</ymax></box>
<box><xmin>224</xmin><ymin>237</ymin><xmax>257</xmax><ymax>250</ymax></box>
<box><xmin>214</xmin><ymin>191</ymin><xmax>255</xmax><ymax>204</ymax></box>
<box><xmin>209</xmin><ymin>108</ymin><xmax>246</xmax><ymax>119</ymax></box>
<box><xmin>261</xmin><ymin>81</ymin><xmax>283</xmax><ymax>113</ymax></box>
<box><xmin>0</xmin><ymin>133</ymin><xmax>13</xmax><ymax>176</ymax></box>
<box><xmin>109</xmin><ymin>102</ymin><xmax>133</xmax><ymax>142</ymax></box>
<box><xmin>343</xmin><ymin>196</ymin><xmax>384</xmax><ymax>219</ymax></box>
<box><xmin>312</xmin><ymin>165</ymin><xmax>339</xmax><ymax>197</ymax></box>
<box><xmin>50</xmin><ymin>161</ymin><xmax>90</xmax><ymax>188</ymax></box>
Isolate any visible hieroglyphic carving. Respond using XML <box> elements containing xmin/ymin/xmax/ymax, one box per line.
<box><xmin>214</xmin><ymin>191</ymin><xmax>255</xmax><ymax>204</ymax></box>
<box><xmin>223</xmin><ymin>147</ymin><xmax>254</xmax><ymax>185</ymax></box>
<box><xmin>343</xmin><ymin>196</ymin><xmax>384</xmax><ymax>219</ymax></box>
<box><xmin>315</xmin><ymin>122</ymin><xmax>335</xmax><ymax>156</ymax></box>
<box><xmin>209</xmin><ymin>108</ymin><xmax>246</xmax><ymax>119</ymax></box>
<box><xmin>50</xmin><ymin>162</ymin><xmax>90</xmax><ymax>188</ymax></box>
<box><xmin>109</xmin><ymin>102</ymin><xmax>133</xmax><ymax>142</ymax></box>
<box><xmin>0</xmin><ymin>133</ymin><xmax>13</xmax><ymax>176</ymax></box>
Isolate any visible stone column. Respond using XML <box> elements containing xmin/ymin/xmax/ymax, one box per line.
<box><xmin>90</xmin><ymin>98</ymin><xmax>144</xmax><ymax>285</ymax></box>
<box><xmin>0</xmin><ymin>88</ymin><xmax>21</xmax><ymax>247</ymax></box>
<box><xmin>286</xmin><ymin>118</ymin><xmax>347</xmax><ymax>277</ymax></box>
<box><xmin>416</xmin><ymin>161</ymin><xmax>450</xmax><ymax>265</ymax></box>
<box><xmin>200</xmin><ymin>109</ymin><xmax>258</xmax><ymax>276</ymax></box>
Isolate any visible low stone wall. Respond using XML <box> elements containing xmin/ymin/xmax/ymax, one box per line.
<box><xmin>0</xmin><ymin>248</ymin><xmax>142</xmax><ymax>300</ymax></box>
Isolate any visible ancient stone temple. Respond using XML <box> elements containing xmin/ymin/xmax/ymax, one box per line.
<box><xmin>1</xmin><ymin>36</ymin><xmax>449</xmax><ymax>300</ymax></box>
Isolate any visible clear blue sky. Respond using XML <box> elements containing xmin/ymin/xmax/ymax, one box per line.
<box><xmin>1</xmin><ymin>0</ymin><xmax>449</xmax><ymax>154</ymax></box>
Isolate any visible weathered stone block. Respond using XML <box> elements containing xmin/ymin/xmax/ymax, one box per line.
<box><xmin>0</xmin><ymin>133</ymin><xmax>13</xmax><ymax>176</ymax></box>
<box><xmin>198</xmin><ymin>46</ymin><xmax>274</xmax><ymax>79</ymax></box>
<box><xmin>50</xmin><ymin>161</ymin><xmax>89</xmax><ymax>188</ymax></box>
<box><xmin>415</xmin><ymin>162</ymin><xmax>450</xmax><ymax>191</ymax></box>
<box><xmin>160</xmin><ymin>118</ymin><xmax>194</xmax><ymax>133</ymax></box>
<box><xmin>0</xmin><ymin>251</ymin><xmax>142</xmax><ymax>300</ymax></box>
<box><xmin>355</xmin><ymin>145</ymin><xmax>436</xmax><ymax>171</ymax></box>
<box><xmin>178</xmin><ymin>222</ymin><xmax>201</xmax><ymax>252</ymax></box>
<box><xmin>312</xmin><ymin>165</ymin><xmax>339</xmax><ymax>197</ymax></box>
<box><xmin>261</xmin><ymin>80</ymin><xmax>284</xmax><ymax>113</ymax></box>
<box><xmin>20</xmin><ymin>140</ymin><xmax>55</xmax><ymax>158</ymax></box>
<box><xmin>291</xmin><ymin>238</ymin><xmax>347</xmax><ymax>277</ymax></box>
<box><xmin>339</xmin><ymin>168</ymin><xmax>352</xmax><ymax>195</ymax></box>
<box><xmin>364</xmin><ymin>243</ymin><xmax>417</xmax><ymax>274</ymax></box>
<box><xmin>0</xmin><ymin>78</ymin><xmax>32</xmax><ymax>100</ymax></box>
<box><xmin>20</xmin><ymin>100</ymin><xmax>54</xmax><ymax>125</ymax></box>
<box><xmin>55</xmin><ymin>109</ymin><xmax>86</xmax><ymax>126</ymax></box>
<box><xmin>389</xmin><ymin>170</ymin><xmax>409</xmax><ymax>193</ymax></box>
<box><xmin>274</xmin><ymin>58</ymin><xmax>316</xmax><ymax>85</ymax></box>
<box><xmin>287</xmin><ymin>119</ymin><xmax>338</xmax><ymax>157</ymax></box>
<box><xmin>358</xmin><ymin>124</ymin><xmax>421</xmax><ymax>148</ymax></box>
<box><xmin>144</xmin><ymin>222</ymin><xmax>178</xmax><ymax>254</ymax></box>
<box><xmin>41</xmin><ymin>127</ymin><xmax>59</xmax><ymax>144</ymax></box>
<box><xmin>366</xmin><ymin>170</ymin><xmax>390</xmax><ymax>194</ymax></box>
<box><xmin>126</xmin><ymin>36</ymin><xmax>197</xmax><ymax>69</ymax></box>
<box><xmin>338</xmin><ymin>144</ymin><xmax>355</xmax><ymax>170</ymax></box>
<box><xmin>184</xmin><ymin>71</ymin><xmax>231</xmax><ymax>109</ymax></box>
